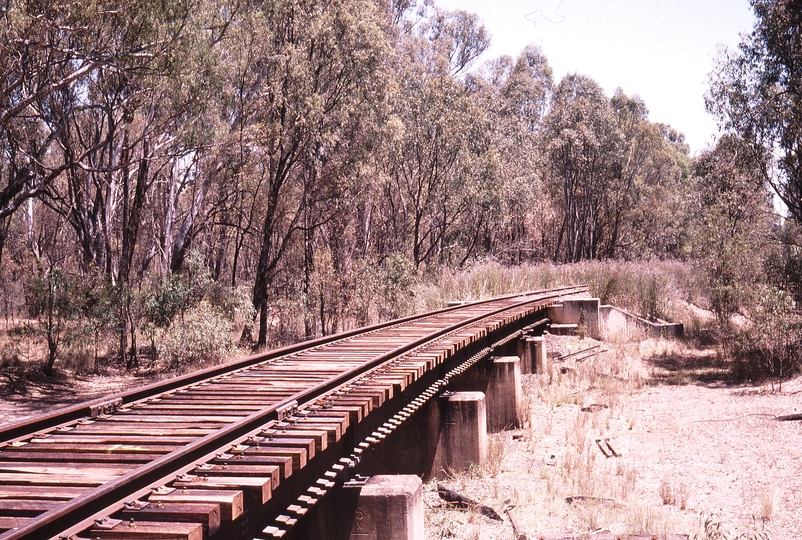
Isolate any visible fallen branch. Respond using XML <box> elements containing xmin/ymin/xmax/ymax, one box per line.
<box><xmin>437</xmin><ymin>484</ymin><xmax>503</xmax><ymax>521</ymax></box>
<box><xmin>502</xmin><ymin>502</ymin><xmax>529</xmax><ymax>540</ymax></box>
<box><xmin>558</xmin><ymin>345</ymin><xmax>601</xmax><ymax>361</ymax></box>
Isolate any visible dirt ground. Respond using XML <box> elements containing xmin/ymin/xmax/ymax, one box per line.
<box><xmin>0</xmin><ymin>366</ymin><xmax>156</xmax><ymax>425</ymax></box>
<box><xmin>425</xmin><ymin>335</ymin><xmax>802</xmax><ymax>540</ymax></box>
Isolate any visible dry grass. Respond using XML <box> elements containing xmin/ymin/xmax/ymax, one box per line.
<box><xmin>427</xmin><ymin>336</ymin><xmax>686</xmax><ymax>538</ymax></box>
<box><xmin>660</xmin><ymin>479</ymin><xmax>689</xmax><ymax>510</ymax></box>
<box><xmin>424</xmin><ymin>335</ymin><xmax>788</xmax><ymax>540</ymax></box>
<box><xmin>484</xmin><ymin>434</ymin><xmax>506</xmax><ymax>478</ymax></box>
<box><xmin>759</xmin><ymin>490</ymin><xmax>778</xmax><ymax>522</ymax></box>
<box><xmin>415</xmin><ymin>260</ymin><xmax>709</xmax><ymax>330</ymax></box>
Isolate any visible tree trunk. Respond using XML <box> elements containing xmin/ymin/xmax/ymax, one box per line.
<box><xmin>119</xmin><ymin>135</ymin><xmax>150</xmax><ymax>369</ymax></box>
<box><xmin>44</xmin><ymin>281</ymin><xmax>56</xmax><ymax>377</ymax></box>
<box><xmin>170</xmin><ymin>166</ymin><xmax>214</xmax><ymax>273</ymax></box>
<box><xmin>253</xmin><ymin>196</ymin><xmax>278</xmax><ymax>346</ymax></box>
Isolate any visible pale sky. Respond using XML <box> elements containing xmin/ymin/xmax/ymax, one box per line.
<box><xmin>435</xmin><ymin>0</ymin><xmax>756</xmax><ymax>155</ymax></box>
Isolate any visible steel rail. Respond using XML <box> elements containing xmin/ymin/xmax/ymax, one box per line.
<box><xmin>0</xmin><ymin>285</ymin><xmax>584</xmax><ymax>443</ymax></box>
<box><xmin>0</xmin><ymin>286</ymin><xmax>587</xmax><ymax>540</ymax></box>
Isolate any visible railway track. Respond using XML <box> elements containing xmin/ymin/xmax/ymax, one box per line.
<box><xmin>0</xmin><ymin>286</ymin><xmax>586</xmax><ymax>540</ymax></box>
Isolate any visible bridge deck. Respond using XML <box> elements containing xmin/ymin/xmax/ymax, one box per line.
<box><xmin>0</xmin><ymin>286</ymin><xmax>586</xmax><ymax>540</ymax></box>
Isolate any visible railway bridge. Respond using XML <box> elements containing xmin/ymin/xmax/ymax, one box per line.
<box><xmin>0</xmin><ymin>287</ymin><xmax>671</xmax><ymax>540</ymax></box>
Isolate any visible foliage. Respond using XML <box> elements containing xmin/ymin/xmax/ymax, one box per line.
<box><xmin>79</xmin><ymin>278</ymin><xmax>122</xmax><ymax>373</ymax></box>
<box><xmin>707</xmin><ymin>0</ymin><xmax>802</xmax><ymax>227</ymax></box>
<box><xmin>689</xmin><ymin>135</ymin><xmax>775</xmax><ymax>322</ymax></box>
<box><xmin>142</xmin><ymin>251</ymin><xmax>254</xmax><ymax>365</ymax></box>
<box><xmin>143</xmin><ymin>274</ymin><xmax>194</xmax><ymax>330</ymax></box>
<box><xmin>733</xmin><ymin>285</ymin><xmax>802</xmax><ymax>387</ymax></box>
<box><xmin>0</xmin><ymin>0</ymin><xmax>797</xmax><ymax>374</ymax></box>
<box><xmin>541</xmin><ymin>76</ymin><xmax>691</xmax><ymax>262</ymax></box>
<box><xmin>158</xmin><ymin>301</ymin><xmax>240</xmax><ymax>368</ymax></box>
<box><xmin>142</xmin><ymin>252</ymin><xmax>217</xmax><ymax>328</ymax></box>
<box><xmin>379</xmin><ymin>253</ymin><xmax>419</xmax><ymax>320</ymax></box>
<box><xmin>24</xmin><ymin>268</ymin><xmax>88</xmax><ymax>375</ymax></box>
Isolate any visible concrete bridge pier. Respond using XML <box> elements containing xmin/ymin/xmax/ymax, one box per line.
<box><xmin>531</xmin><ymin>336</ymin><xmax>547</xmax><ymax>373</ymax></box>
<box><xmin>519</xmin><ymin>336</ymin><xmax>548</xmax><ymax>374</ymax></box>
<box><xmin>345</xmin><ymin>475</ymin><xmax>423</xmax><ymax>540</ymax></box>
<box><xmin>517</xmin><ymin>337</ymin><xmax>533</xmax><ymax>374</ymax></box>
<box><xmin>352</xmin><ymin>391</ymin><xmax>488</xmax><ymax>481</ymax></box>
<box><xmin>304</xmin><ymin>475</ymin><xmax>423</xmax><ymax>540</ymax></box>
<box><xmin>353</xmin><ymin>347</ymin><xmax>527</xmax><ymax>477</ymax></box>
<box><xmin>486</xmin><ymin>356</ymin><xmax>522</xmax><ymax>432</ymax></box>
<box><xmin>448</xmin><ymin>353</ymin><xmax>524</xmax><ymax>431</ymax></box>
<box><xmin>431</xmin><ymin>391</ymin><xmax>487</xmax><ymax>478</ymax></box>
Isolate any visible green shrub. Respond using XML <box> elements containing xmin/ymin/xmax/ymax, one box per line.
<box><xmin>379</xmin><ymin>253</ymin><xmax>418</xmax><ymax>320</ymax></box>
<box><xmin>142</xmin><ymin>273</ymin><xmax>192</xmax><ymax>329</ymax></box>
<box><xmin>733</xmin><ymin>285</ymin><xmax>801</xmax><ymax>388</ymax></box>
<box><xmin>142</xmin><ymin>251</ymin><xmax>215</xmax><ymax>330</ymax></box>
<box><xmin>137</xmin><ymin>250</ymin><xmax>256</xmax><ymax>366</ymax></box>
<box><xmin>159</xmin><ymin>301</ymin><xmax>240</xmax><ymax>368</ymax></box>
<box><xmin>25</xmin><ymin>268</ymin><xmax>88</xmax><ymax>376</ymax></box>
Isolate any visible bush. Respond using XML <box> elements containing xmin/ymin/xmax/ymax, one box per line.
<box><xmin>733</xmin><ymin>285</ymin><xmax>801</xmax><ymax>388</ymax></box>
<box><xmin>142</xmin><ymin>251</ymin><xmax>214</xmax><ymax>330</ymax></box>
<box><xmin>142</xmin><ymin>273</ymin><xmax>193</xmax><ymax>329</ymax></box>
<box><xmin>25</xmin><ymin>268</ymin><xmax>88</xmax><ymax>376</ymax></box>
<box><xmin>80</xmin><ymin>279</ymin><xmax>121</xmax><ymax>373</ymax></box>
<box><xmin>380</xmin><ymin>253</ymin><xmax>418</xmax><ymax>320</ymax></box>
<box><xmin>141</xmin><ymin>250</ymin><xmax>254</xmax><ymax>365</ymax></box>
<box><xmin>159</xmin><ymin>301</ymin><xmax>240</xmax><ymax>368</ymax></box>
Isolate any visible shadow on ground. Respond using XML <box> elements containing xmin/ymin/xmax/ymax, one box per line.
<box><xmin>0</xmin><ymin>360</ymin><xmax>160</xmax><ymax>423</ymax></box>
<box><xmin>644</xmin><ymin>345</ymin><xmax>763</xmax><ymax>388</ymax></box>
<box><xmin>0</xmin><ymin>364</ymin><xmax>90</xmax><ymax>410</ymax></box>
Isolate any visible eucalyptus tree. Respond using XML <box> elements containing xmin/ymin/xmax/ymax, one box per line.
<box><xmin>542</xmin><ymin>74</ymin><xmax>622</xmax><ymax>262</ymax></box>
<box><xmin>0</xmin><ymin>1</ymin><xmax>106</xmax><ymax>265</ymax></box>
<box><xmin>603</xmin><ymin>90</ymin><xmax>693</xmax><ymax>259</ymax></box>
<box><xmin>542</xmin><ymin>78</ymin><xmax>695</xmax><ymax>262</ymax></box>
<box><xmin>470</xmin><ymin>45</ymin><xmax>553</xmax><ymax>262</ymax></box>
<box><xmin>379</xmin><ymin>7</ymin><xmax>494</xmax><ymax>269</ymax></box>
<box><xmin>497</xmin><ymin>45</ymin><xmax>553</xmax><ymax>132</ymax></box>
<box><xmin>707</xmin><ymin>0</ymin><xmax>802</xmax><ymax>225</ymax></box>
<box><xmin>220</xmin><ymin>0</ymin><xmax>392</xmax><ymax>346</ymax></box>
<box><xmin>1</xmin><ymin>0</ymin><xmax>219</xmax><ymax>367</ymax></box>
<box><xmin>602</xmin><ymin>90</ymin><xmax>652</xmax><ymax>258</ymax></box>
<box><xmin>623</xmin><ymin>122</ymin><xmax>692</xmax><ymax>259</ymax></box>
<box><xmin>690</xmin><ymin>134</ymin><xmax>774</xmax><ymax>320</ymax></box>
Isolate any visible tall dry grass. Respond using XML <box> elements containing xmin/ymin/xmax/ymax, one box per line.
<box><xmin>415</xmin><ymin>260</ymin><xmax>709</xmax><ymax>330</ymax></box>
